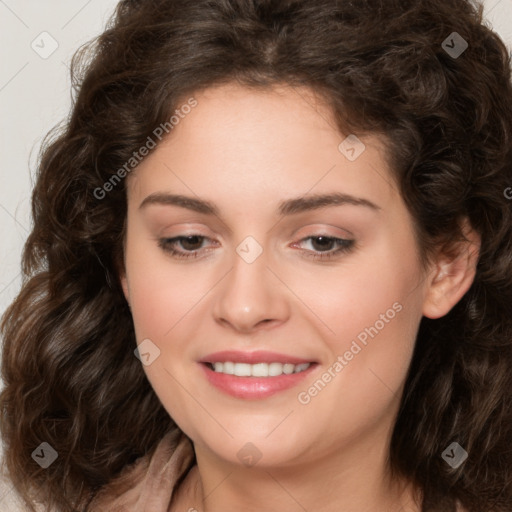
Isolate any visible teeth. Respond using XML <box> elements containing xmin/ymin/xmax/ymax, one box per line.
<box><xmin>268</xmin><ymin>362</ymin><xmax>283</xmax><ymax>376</ymax></box>
<box><xmin>234</xmin><ymin>363</ymin><xmax>252</xmax><ymax>377</ymax></box>
<box><xmin>209</xmin><ymin>361</ymin><xmax>312</xmax><ymax>377</ymax></box>
<box><xmin>251</xmin><ymin>363</ymin><xmax>269</xmax><ymax>377</ymax></box>
<box><xmin>294</xmin><ymin>363</ymin><xmax>310</xmax><ymax>373</ymax></box>
<box><xmin>283</xmin><ymin>363</ymin><xmax>295</xmax><ymax>374</ymax></box>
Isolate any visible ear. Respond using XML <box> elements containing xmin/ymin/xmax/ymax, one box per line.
<box><xmin>422</xmin><ymin>217</ymin><xmax>480</xmax><ymax>319</ymax></box>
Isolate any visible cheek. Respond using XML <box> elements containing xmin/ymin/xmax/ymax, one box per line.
<box><xmin>290</xmin><ymin>265</ymin><xmax>421</xmax><ymax>447</ymax></box>
<box><xmin>291</xmin><ymin>236</ymin><xmax>423</xmax><ymax>398</ymax></box>
<box><xmin>286</xmin><ymin>238</ymin><xmax>421</xmax><ymax>351</ymax></box>
<box><xmin>125</xmin><ymin>233</ymin><xmax>214</xmax><ymax>340</ymax></box>
<box><xmin>124</xmin><ymin>243</ymin><xmax>214</xmax><ymax>431</ymax></box>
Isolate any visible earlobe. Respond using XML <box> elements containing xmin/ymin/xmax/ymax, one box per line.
<box><xmin>422</xmin><ymin>219</ymin><xmax>481</xmax><ymax>319</ymax></box>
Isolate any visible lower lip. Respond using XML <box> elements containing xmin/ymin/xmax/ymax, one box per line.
<box><xmin>199</xmin><ymin>363</ymin><xmax>317</xmax><ymax>399</ymax></box>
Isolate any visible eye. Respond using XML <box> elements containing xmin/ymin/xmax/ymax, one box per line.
<box><xmin>292</xmin><ymin>235</ymin><xmax>355</xmax><ymax>261</ymax></box>
<box><xmin>158</xmin><ymin>235</ymin><xmax>216</xmax><ymax>259</ymax></box>
<box><xmin>158</xmin><ymin>234</ymin><xmax>355</xmax><ymax>261</ymax></box>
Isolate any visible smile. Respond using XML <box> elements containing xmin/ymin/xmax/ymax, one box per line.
<box><xmin>199</xmin><ymin>352</ymin><xmax>318</xmax><ymax>399</ymax></box>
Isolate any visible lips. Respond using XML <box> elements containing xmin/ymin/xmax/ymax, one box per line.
<box><xmin>198</xmin><ymin>350</ymin><xmax>318</xmax><ymax>399</ymax></box>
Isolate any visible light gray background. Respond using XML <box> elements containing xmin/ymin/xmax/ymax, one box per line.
<box><xmin>1</xmin><ymin>0</ymin><xmax>511</xmax><ymax>510</ymax></box>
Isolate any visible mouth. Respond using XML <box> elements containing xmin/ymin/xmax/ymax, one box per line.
<box><xmin>198</xmin><ymin>351</ymin><xmax>318</xmax><ymax>399</ymax></box>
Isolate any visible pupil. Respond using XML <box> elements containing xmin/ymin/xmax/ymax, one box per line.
<box><xmin>182</xmin><ymin>236</ymin><xmax>202</xmax><ymax>250</ymax></box>
<box><xmin>312</xmin><ymin>236</ymin><xmax>332</xmax><ymax>251</ymax></box>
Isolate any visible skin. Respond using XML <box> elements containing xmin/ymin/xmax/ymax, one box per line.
<box><xmin>120</xmin><ymin>82</ymin><xmax>479</xmax><ymax>512</ymax></box>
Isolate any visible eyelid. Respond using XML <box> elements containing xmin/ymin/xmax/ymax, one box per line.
<box><xmin>156</xmin><ymin>223</ymin><xmax>213</xmax><ymax>237</ymax></box>
<box><xmin>291</xmin><ymin>223</ymin><xmax>354</xmax><ymax>239</ymax></box>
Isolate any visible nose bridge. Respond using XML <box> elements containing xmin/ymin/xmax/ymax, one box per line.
<box><xmin>213</xmin><ymin>234</ymin><xmax>289</xmax><ymax>331</ymax></box>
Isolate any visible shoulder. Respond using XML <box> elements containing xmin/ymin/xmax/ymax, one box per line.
<box><xmin>87</xmin><ymin>429</ymin><xmax>195</xmax><ymax>512</ymax></box>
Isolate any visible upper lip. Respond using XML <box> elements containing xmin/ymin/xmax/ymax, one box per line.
<box><xmin>199</xmin><ymin>350</ymin><xmax>316</xmax><ymax>365</ymax></box>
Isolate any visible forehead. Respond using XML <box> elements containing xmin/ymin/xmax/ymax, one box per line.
<box><xmin>172</xmin><ymin>82</ymin><xmax>342</xmax><ymax>151</ymax></box>
<box><xmin>127</xmin><ymin>82</ymin><xmax>397</xmax><ymax>213</ymax></box>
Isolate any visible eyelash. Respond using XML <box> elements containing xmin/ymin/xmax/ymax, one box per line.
<box><xmin>157</xmin><ymin>234</ymin><xmax>355</xmax><ymax>261</ymax></box>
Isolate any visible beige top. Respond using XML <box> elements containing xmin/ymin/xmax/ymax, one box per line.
<box><xmin>88</xmin><ymin>429</ymin><xmax>196</xmax><ymax>512</ymax></box>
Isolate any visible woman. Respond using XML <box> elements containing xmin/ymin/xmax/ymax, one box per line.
<box><xmin>1</xmin><ymin>0</ymin><xmax>511</xmax><ymax>511</ymax></box>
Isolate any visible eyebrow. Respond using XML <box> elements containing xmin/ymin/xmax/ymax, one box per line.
<box><xmin>139</xmin><ymin>191</ymin><xmax>381</xmax><ymax>216</ymax></box>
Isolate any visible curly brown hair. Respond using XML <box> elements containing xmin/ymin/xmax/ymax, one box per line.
<box><xmin>1</xmin><ymin>0</ymin><xmax>511</xmax><ymax>510</ymax></box>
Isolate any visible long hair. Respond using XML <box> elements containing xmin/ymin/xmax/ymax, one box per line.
<box><xmin>1</xmin><ymin>0</ymin><xmax>511</xmax><ymax>510</ymax></box>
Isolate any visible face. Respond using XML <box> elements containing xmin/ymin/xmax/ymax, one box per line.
<box><xmin>121</xmin><ymin>82</ymin><xmax>435</xmax><ymax>469</ymax></box>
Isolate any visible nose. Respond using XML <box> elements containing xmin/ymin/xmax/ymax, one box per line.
<box><xmin>212</xmin><ymin>244</ymin><xmax>290</xmax><ymax>334</ymax></box>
